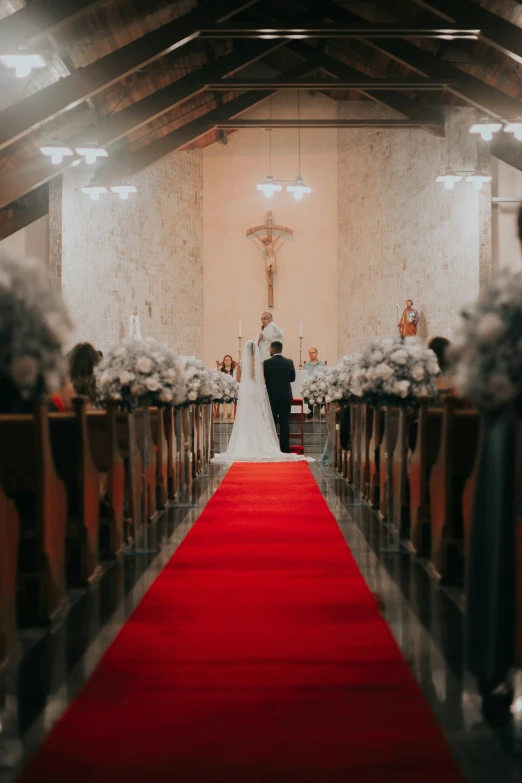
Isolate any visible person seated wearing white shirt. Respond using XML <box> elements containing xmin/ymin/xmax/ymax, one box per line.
<box><xmin>303</xmin><ymin>347</ymin><xmax>326</xmax><ymax>419</ymax></box>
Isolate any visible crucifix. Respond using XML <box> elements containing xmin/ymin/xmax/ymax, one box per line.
<box><xmin>246</xmin><ymin>211</ymin><xmax>293</xmax><ymax>308</ymax></box>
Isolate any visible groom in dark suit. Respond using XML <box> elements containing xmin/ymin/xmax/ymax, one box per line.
<box><xmin>263</xmin><ymin>341</ymin><xmax>296</xmax><ymax>453</ymax></box>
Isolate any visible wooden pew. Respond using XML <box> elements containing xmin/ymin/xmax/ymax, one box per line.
<box><xmin>182</xmin><ymin>407</ymin><xmax>193</xmax><ymax>493</ymax></box>
<box><xmin>368</xmin><ymin>407</ymin><xmax>385</xmax><ymax>510</ymax></box>
<box><xmin>174</xmin><ymin>408</ymin><xmax>185</xmax><ymax>493</ymax></box>
<box><xmin>360</xmin><ymin>405</ymin><xmax>374</xmax><ymax>500</ymax></box>
<box><xmin>429</xmin><ymin>398</ymin><xmax>479</xmax><ymax>586</ymax></box>
<box><xmin>87</xmin><ymin>404</ymin><xmax>126</xmax><ymax>557</ymax></box>
<box><xmin>0</xmin><ymin>405</ymin><xmax>68</xmax><ymax>626</ymax></box>
<box><xmin>0</xmin><ymin>466</ymin><xmax>19</xmax><ymax>668</ymax></box>
<box><xmin>150</xmin><ymin>408</ymin><xmax>168</xmax><ymax>509</ymax></box>
<box><xmin>134</xmin><ymin>407</ymin><xmax>157</xmax><ymax>524</ymax></box>
<box><xmin>163</xmin><ymin>407</ymin><xmax>177</xmax><ymax>501</ymax></box>
<box><xmin>116</xmin><ymin>411</ymin><xmax>142</xmax><ymax>544</ymax></box>
<box><xmin>49</xmin><ymin>398</ymin><xmax>101</xmax><ymax>586</ymax></box>
<box><xmin>408</xmin><ymin>401</ymin><xmax>443</xmax><ymax>557</ymax></box>
<box><xmin>391</xmin><ymin>407</ymin><xmax>416</xmax><ymax>540</ymax></box>
<box><xmin>339</xmin><ymin>405</ymin><xmax>351</xmax><ymax>479</ymax></box>
<box><xmin>378</xmin><ymin>407</ymin><xmax>400</xmax><ymax>523</ymax></box>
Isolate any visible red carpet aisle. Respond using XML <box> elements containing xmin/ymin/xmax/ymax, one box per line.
<box><xmin>18</xmin><ymin>464</ymin><xmax>463</xmax><ymax>782</ymax></box>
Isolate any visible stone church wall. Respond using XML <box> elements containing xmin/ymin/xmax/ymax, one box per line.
<box><xmin>337</xmin><ymin>102</ymin><xmax>492</xmax><ymax>355</ymax></box>
<box><xmin>52</xmin><ymin>150</ymin><xmax>203</xmax><ymax>356</ymax></box>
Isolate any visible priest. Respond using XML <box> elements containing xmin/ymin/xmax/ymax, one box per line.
<box><xmin>257</xmin><ymin>312</ymin><xmax>284</xmax><ymax>362</ymax></box>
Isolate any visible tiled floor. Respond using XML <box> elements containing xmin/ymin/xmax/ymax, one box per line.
<box><xmin>2</xmin><ymin>463</ymin><xmax>522</xmax><ymax>782</ymax></box>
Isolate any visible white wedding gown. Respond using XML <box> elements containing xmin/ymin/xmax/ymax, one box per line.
<box><xmin>213</xmin><ymin>341</ymin><xmax>307</xmax><ymax>463</ymax></box>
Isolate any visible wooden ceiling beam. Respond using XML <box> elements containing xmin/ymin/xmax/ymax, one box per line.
<box><xmin>0</xmin><ymin>185</ymin><xmax>49</xmax><ymax>242</ymax></box>
<box><xmin>300</xmin><ymin>0</ymin><xmax>522</xmax><ymax>121</ymax></box>
<box><xmin>288</xmin><ymin>41</ymin><xmax>444</xmax><ymax>136</ymax></box>
<box><xmin>196</xmin><ymin>23</ymin><xmax>480</xmax><ymax>39</ymax></box>
<box><xmin>204</xmin><ymin>77</ymin><xmax>456</xmax><ymax>89</ymax></box>
<box><xmin>409</xmin><ymin>0</ymin><xmax>522</xmax><ymax>64</ymax></box>
<box><xmin>0</xmin><ymin>0</ymin><xmax>260</xmax><ymax>154</ymax></box>
<box><xmin>92</xmin><ymin>60</ymin><xmax>319</xmax><ymax>185</ymax></box>
<box><xmin>0</xmin><ymin>40</ymin><xmax>283</xmax><ymax>210</ymax></box>
<box><xmin>0</xmin><ymin>0</ymin><xmax>106</xmax><ymax>51</ymax></box>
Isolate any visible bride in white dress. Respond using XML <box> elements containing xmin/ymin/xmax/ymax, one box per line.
<box><xmin>214</xmin><ymin>340</ymin><xmax>306</xmax><ymax>462</ymax></box>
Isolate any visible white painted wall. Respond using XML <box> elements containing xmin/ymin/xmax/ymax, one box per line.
<box><xmin>491</xmin><ymin>156</ymin><xmax>522</xmax><ymax>272</ymax></box>
<box><xmin>203</xmin><ymin>90</ymin><xmax>338</xmax><ymax>368</ymax></box>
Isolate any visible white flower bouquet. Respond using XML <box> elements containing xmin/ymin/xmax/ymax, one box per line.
<box><xmin>211</xmin><ymin>370</ymin><xmax>239</xmax><ymax>403</ymax></box>
<box><xmin>452</xmin><ymin>269</ymin><xmax>522</xmax><ymax>410</ymax></box>
<box><xmin>179</xmin><ymin>357</ymin><xmax>215</xmax><ymax>406</ymax></box>
<box><xmin>352</xmin><ymin>336</ymin><xmax>439</xmax><ymax>406</ymax></box>
<box><xmin>96</xmin><ymin>338</ymin><xmax>185</xmax><ymax>410</ymax></box>
<box><xmin>326</xmin><ymin>354</ymin><xmax>361</xmax><ymax>405</ymax></box>
<box><xmin>0</xmin><ymin>251</ymin><xmax>71</xmax><ymax>407</ymax></box>
<box><xmin>301</xmin><ymin>368</ymin><xmax>330</xmax><ymax>406</ymax></box>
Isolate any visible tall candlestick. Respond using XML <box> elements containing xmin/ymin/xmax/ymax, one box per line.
<box><xmin>238</xmin><ymin>320</ymin><xmax>242</xmax><ymax>338</ymax></box>
<box><xmin>298</xmin><ymin>336</ymin><xmax>303</xmax><ymax>370</ymax></box>
<box><xmin>299</xmin><ymin>321</ymin><xmax>303</xmax><ymax>337</ymax></box>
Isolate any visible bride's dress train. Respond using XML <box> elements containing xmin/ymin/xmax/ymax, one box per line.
<box><xmin>214</xmin><ymin>341</ymin><xmax>307</xmax><ymax>463</ymax></box>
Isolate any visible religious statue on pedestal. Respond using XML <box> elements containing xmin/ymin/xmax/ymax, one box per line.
<box><xmin>247</xmin><ymin>211</ymin><xmax>293</xmax><ymax>308</ymax></box>
<box><xmin>398</xmin><ymin>298</ymin><xmax>420</xmax><ymax>337</ymax></box>
<box><xmin>129</xmin><ymin>307</ymin><xmax>142</xmax><ymax>340</ymax></box>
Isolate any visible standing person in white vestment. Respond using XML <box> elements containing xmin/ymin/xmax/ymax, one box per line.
<box><xmin>257</xmin><ymin>312</ymin><xmax>283</xmax><ymax>363</ymax></box>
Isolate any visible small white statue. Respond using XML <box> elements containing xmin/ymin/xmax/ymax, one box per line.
<box><xmin>129</xmin><ymin>307</ymin><xmax>142</xmax><ymax>340</ymax></box>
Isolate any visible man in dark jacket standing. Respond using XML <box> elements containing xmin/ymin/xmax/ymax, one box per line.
<box><xmin>263</xmin><ymin>340</ymin><xmax>296</xmax><ymax>453</ymax></box>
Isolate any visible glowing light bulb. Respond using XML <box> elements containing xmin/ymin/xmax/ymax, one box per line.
<box><xmin>256</xmin><ymin>175</ymin><xmax>282</xmax><ymax>199</ymax></box>
<box><xmin>436</xmin><ymin>167</ymin><xmax>462</xmax><ymax>190</ymax></box>
<box><xmin>504</xmin><ymin>122</ymin><xmax>522</xmax><ymax>141</ymax></box>
<box><xmin>75</xmin><ymin>147</ymin><xmax>109</xmax><ymax>165</ymax></box>
<box><xmin>286</xmin><ymin>174</ymin><xmax>312</xmax><ymax>200</ymax></box>
<box><xmin>40</xmin><ymin>146</ymin><xmax>74</xmax><ymax>165</ymax></box>
<box><xmin>0</xmin><ymin>53</ymin><xmax>45</xmax><ymax>78</ymax></box>
<box><xmin>81</xmin><ymin>186</ymin><xmax>108</xmax><ymax>202</ymax></box>
<box><xmin>469</xmin><ymin>121</ymin><xmax>502</xmax><ymax>142</ymax></box>
<box><xmin>111</xmin><ymin>185</ymin><xmax>137</xmax><ymax>200</ymax></box>
<box><xmin>465</xmin><ymin>170</ymin><xmax>492</xmax><ymax>191</ymax></box>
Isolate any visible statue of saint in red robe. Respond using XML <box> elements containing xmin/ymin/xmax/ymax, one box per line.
<box><xmin>398</xmin><ymin>299</ymin><xmax>420</xmax><ymax>337</ymax></box>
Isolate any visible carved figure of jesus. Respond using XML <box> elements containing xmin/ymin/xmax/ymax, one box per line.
<box><xmin>247</xmin><ymin>211</ymin><xmax>293</xmax><ymax>308</ymax></box>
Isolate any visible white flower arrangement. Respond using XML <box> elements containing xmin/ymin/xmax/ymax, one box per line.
<box><xmin>180</xmin><ymin>357</ymin><xmax>215</xmax><ymax>406</ymax></box>
<box><xmin>452</xmin><ymin>269</ymin><xmax>522</xmax><ymax>409</ymax></box>
<box><xmin>326</xmin><ymin>354</ymin><xmax>361</xmax><ymax>404</ymax></box>
<box><xmin>211</xmin><ymin>370</ymin><xmax>239</xmax><ymax>403</ymax></box>
<box><xmin>352</xmin><ymin>336</ymin><xmax>439</xmax><ymax>406</ymax></box>
<box><xmin>0</xmin><ymin>251</ymin><xmax>71</xmax><ymax>404</ymax></box>
<box><xmin>301</xmin><ymin>368</ymin><xmax>331</xmax><ymax>405</ymax></box>
<box><xmin>95</xmin><ymin>338</ymin><xmax>185</xmax><ymax>410</ymax></box>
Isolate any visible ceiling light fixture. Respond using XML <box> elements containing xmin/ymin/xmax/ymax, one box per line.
<box><xmin>0</xmin><ymin>53</ymin><xmax>45</xmax><ymax>78</ymax></box>
<box><xmin>465</xmin><ymin>169</ymin><xmax>492</xmax><ymax>190</ymax></box>
<box><xmin>75</xmin><ymin>146</ymin><xmax>109</xmax><ymax>165</ymax></box>
<box><xmin>111</xmin><ymin>185</ymin><xmax>137</xmax><ymax>200</ymax></box>
<box><xmin>504</xmin><ymin>121</ymin><xmax>522</xmax><ymax>141</ymax></box>
<box><xmin>286</xmin><ymin>90</ymin><xmax>312</xmax><ymax>200</ymax></box>
<box><xmin>81</xmin><ymin>185</ymin><xmax>108</xmax><ymax>202</ymax></box>
<box><xmin>436</xmin><ymin>166</ymin><xmax>462</xmax><ymax>190</ymax></box>
<box><xmin>469</xmin><ymin>118</ymin><xmax>502</xmax><ymax>142</ymax></box>
<box><xmin>257</xmin><ymin>96</ymin><xmax>282</xmax><ymax>199</ymax></box>
<box><xmin>40</xmin><ymin>145</ymin><xmax>74</xmax><ymax>165</ymax></box>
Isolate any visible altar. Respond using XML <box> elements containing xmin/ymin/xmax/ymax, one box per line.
<box><xmin>291</xmin><ymin>369</ymin><xmax>308</xmax><ymax>404</ymax></box>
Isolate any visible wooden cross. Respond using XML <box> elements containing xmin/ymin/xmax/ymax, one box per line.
<box><xmin>246</xmin><ymin>211</ymin><xmax>293</xmax><ymax>308</ymax></box>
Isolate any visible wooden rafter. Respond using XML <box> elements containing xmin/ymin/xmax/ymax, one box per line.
<box><xmin>0</xmin><ymin>0</ymin><xmax>261</xmax><ymax>154</ymax></box>
<box><xmin>0</xmin><ymin>0</ymin><xmax>107</xmax><ymax>50</ymax></box>
<box><xmin>0</xmin><ymin>40</ymin><xmax>283</xmax><ymax>210</ymax></box>
<box><xmin>91</xmin><ymin>60</ymin><xmax>320</xmax><ymax>185</ymax></box>
<box><xmin>410</xmin><ymin>0</ymin><xmax>522</xmax><ymax>64</ymax></box>
<box><xmin>300</xmin><ymin>0</ymin><xmax>522</xmax><ymax>121</ymax></box>
<box><xmin>288</xmin><ymin>41</ymin><xmax>444</xmax><ymax>136</ymax></box>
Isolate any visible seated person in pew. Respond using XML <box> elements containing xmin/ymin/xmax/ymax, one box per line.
<box><xmin>51</xmin><ymin>342</ymin><xmax>101</xmax><ymax>412</ymax></box>
<box><xmin>408</xmin><ymin>336</ymin><xmax>454</xmax><ymax>453</ymax></box>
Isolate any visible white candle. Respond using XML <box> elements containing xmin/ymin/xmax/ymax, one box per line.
<box><xmin>238</xmin><ymin>320</ymin><xmax>242</xmax><ymax>337</ymax></box>
<box><xmin>299</xmin><ymin>321</ymin><xmax>303</xmax><ymax>337</ymax></box>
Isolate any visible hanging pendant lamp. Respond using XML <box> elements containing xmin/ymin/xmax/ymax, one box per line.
<box><xmin>286</xmin><ymin>91</ymin><xmax>312</xmax><ymax>200</ymax></box>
